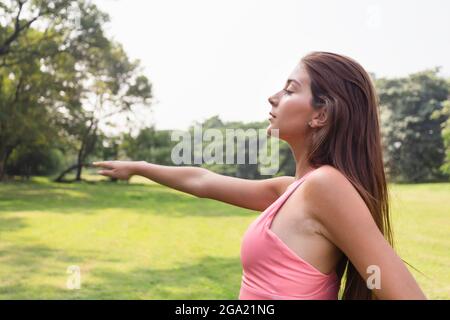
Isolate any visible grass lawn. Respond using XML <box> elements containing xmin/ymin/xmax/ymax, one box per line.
<box><xmin>0</xmin><ymin>174</ymin><xmax>449</xmax><ymax>299</ymax></box>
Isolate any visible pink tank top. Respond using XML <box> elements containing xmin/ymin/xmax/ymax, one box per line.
<box><xmin>239</xmin><ymin>168</ymin><xmax>340</xmax><ymax>300</ymax></box>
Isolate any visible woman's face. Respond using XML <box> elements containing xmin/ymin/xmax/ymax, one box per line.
<box><xmin>267</xmin><ymin>62</ymin><xmax>316</xmax><ymax>142</ymax></box>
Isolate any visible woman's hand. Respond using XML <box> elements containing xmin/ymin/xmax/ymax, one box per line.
<box><xmin>92</xmin><ymin>160</ymin><xmax>142</xmax><ymax>180</ymax></box>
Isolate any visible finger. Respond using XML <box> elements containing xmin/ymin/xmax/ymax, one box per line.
<box><xmin>93</xmin><ymin>161</ymin><xmax>114</xmax><ymax>169</ymax></box>
<box><xmin>98</xmin><ymin>169</ymin><xmax>114</xmax><ymax>176</ymax></box>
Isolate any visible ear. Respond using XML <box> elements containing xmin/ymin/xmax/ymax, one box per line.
<box><xmin>311</xmin><ymin>106</ymin><xmax>328</xmax><ymax>128</ymax></box>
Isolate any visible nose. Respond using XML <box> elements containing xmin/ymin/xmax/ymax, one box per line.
<box><xmin>268</xmin><ymin>94</ymin><xmax>278</xmax><ymax>107</ymax></box>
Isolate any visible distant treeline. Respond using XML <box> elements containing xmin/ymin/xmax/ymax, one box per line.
<box><xmin>0</xmin><ymin>1</ymin><xmax>449</xmax><ymax>183</ymax></box>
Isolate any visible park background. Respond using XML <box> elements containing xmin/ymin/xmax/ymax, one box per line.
<box><xmin>0</xmin><ymin>0</ymin><xmax>449</xmax><ymax>299</ymax></box>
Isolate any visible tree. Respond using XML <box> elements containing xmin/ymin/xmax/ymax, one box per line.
<box><xmin>0</xmin><ymin>27</ymin><xmax>69</xmax><ymax>180</ymax></box>
<box><xmin>377</xmin><ymin>68</ymin><xmax>449</xmax><ymax>182</ymax></box>
<box><xmin>431</xmin><ymin>98</ymin><xmax>450</xmax><ymax>176</ymax></box>
<box><xmin>0</xmin><ymin>0</ymin><xmax>73</xmax><ymax>59</ymax></box>
<box><xmin>54</xmin><ymin>40</ymin><xmax>153</xmax><ymax>182</ymax></box>
<box><xmin>0</xmin><ymin>0</ymin><xmax>111</xmax><ymax>180</ymax></box>
<box><xmin>122</xmin><ymin>127</ymin><xmax>174</xmax><ymax>165</ymax></box>
<box><xmin>0</xmin><ymin>0</ymin><xmax>154</xmax><ymax>181</ymax></box>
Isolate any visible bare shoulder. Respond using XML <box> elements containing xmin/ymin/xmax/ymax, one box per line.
<box><xmin>304</xmin><ymin>164</ymin><xmax>351</xmax><ymax>191</ymax></box>
<box><xmin>302</xmin><ymin>165</ymin><xmax>367</xmax><ymax>223</ymax></box>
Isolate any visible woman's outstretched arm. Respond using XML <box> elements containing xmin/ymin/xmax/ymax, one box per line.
<box><xmin>93</xmin><ymin>160</ymin><xmax>294</xmax><ymax>212</ymax></box>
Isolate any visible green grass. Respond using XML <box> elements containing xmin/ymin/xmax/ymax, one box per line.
<box><xmin>0</xmin><ymin>176</ymin><xmax>449</xmax><ymax>299</ymax></box>
<box><xmin>388</xmin><ymin>183</ymin><xmax>450</xmax><ymax>299</ymax></box>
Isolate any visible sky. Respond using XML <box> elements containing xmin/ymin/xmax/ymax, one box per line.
<box><xmin>93</xmin><ymin>0</ymin><xmax>450</xmax><ymax>131</ymax></box>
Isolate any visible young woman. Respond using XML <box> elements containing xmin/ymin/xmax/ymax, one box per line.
<box><xmin>93</xmin><ymin>51</ymin><xmax>426</xmax><ymax>300</ymax></box>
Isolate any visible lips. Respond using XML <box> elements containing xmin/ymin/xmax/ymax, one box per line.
<box><xmin>269</xmin><ymin>112</ymin><xmax>276</xmax><ymax>118</ymax></box>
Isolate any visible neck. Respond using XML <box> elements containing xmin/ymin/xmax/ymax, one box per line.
<box><xmin>289</xmin><ymin>142</ymin><xmax>316</xmax><ymax>180</ymax></box>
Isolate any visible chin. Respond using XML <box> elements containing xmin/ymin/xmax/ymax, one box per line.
<box><xmin>266</xmin><ymin>125</ymin><xmax>280</xmax><ymax>138</ymax></box>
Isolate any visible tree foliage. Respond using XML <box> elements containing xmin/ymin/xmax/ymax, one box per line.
<box><xmin>377</xmin><ymin>68</ymin><xmax>449</xmax><ymax>182</ymax></box>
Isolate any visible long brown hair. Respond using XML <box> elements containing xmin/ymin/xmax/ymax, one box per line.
<box><xmin>301</xmin><ymin>51</ymin><xmax>393</xmax><ymax>299</ymax></box>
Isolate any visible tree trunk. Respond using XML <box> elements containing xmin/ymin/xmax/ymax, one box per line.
<box><xmin>75</xmin><ymin>119</ymin><xmax>97</xmax><ymax>181</ymax></box>
<box><xmin>0</xmin><ymin>147</ymin><xmax>13</xmax><ymax>181</ymax></box>
<box><xmin>55</xmin><ymin>164</ymin><xmax>80</xmax><ymax>182</ymax></box>
<box><xmin>75</xmin><ymin>148</ymin><xmax>84</xmax><ymax>181</ymax></box>
<box><xmin>0</xmin><ymin>160</ymin><xmax>5</xmax><ymax>181</ymax></box>
<box><xmin>55</xmin><ymin>162</ymin><xmax>95</xmax><ymax>183</ymax></box>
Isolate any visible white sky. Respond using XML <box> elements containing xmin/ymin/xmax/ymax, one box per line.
<box><xmin>93</xmin><ymin>0</ymin><xmax>450</xmax><ymax>131</ymax></box>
